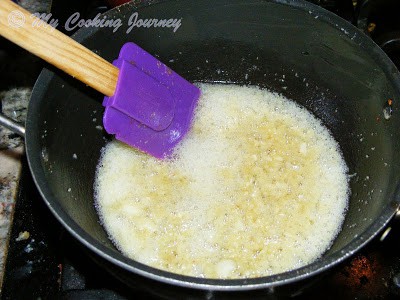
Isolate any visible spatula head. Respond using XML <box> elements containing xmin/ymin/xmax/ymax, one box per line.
<box><xmin>102</xmin><ymin>42</ymin><xmax>200</xmax><ymax>158</ymax></box>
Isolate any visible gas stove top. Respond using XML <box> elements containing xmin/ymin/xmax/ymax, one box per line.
<box><xmin>1</xmin><ymin>1</ymin><xmax>400</xmax><ymax>299</ymax></box>
<box><xmin>2</xmin><ymin>160</ymin><xmax>400</xmax><ymax>300</ymax></box>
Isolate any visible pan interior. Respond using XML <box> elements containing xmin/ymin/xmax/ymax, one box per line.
<box><xmin>27</xmin><ymin>0</ymin><xmax>400</xmax><ymax>285</ymax></box>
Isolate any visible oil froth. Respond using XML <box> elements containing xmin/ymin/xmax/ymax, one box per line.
<box><xmin>94</xmin><ymin>83</ymin><xmax>349</xmax><ymax>279</ymax></box>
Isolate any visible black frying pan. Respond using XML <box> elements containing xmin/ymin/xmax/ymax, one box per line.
<box><xmin>1</xmin><ymin>0</ymin><xmax>400</xmax><ymax>298</ymax></box>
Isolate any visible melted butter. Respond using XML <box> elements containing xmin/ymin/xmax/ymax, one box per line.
<box><xmin>94</xmin><ymin>83</ymin><xmax>349</xmax><ymax>279</ymax></box>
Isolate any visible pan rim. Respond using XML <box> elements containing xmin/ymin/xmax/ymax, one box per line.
<box><xmin>25</xmin><ymin>0</ymin><xmax>400</xmax><ymax>291</ymax></box>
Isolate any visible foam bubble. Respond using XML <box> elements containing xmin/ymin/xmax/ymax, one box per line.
<box><xmin>94</xmin><ymin>83</ymin><xmax>349</xmax><ymax>279</ymax></box>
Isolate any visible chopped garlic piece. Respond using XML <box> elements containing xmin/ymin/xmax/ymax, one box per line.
<box><xmin>95</xmin><ymin>84</ymin><xmax>349</xmax><ymax>279</ymax></box>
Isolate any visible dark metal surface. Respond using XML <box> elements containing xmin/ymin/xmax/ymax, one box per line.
<box><xmin>356</xmin><ymin>0</ymin><xmax>400</xmax><ymax>35</ymax></box>
<box><xmin>0</xmin><ymin>113</ymin><xmax>26</xmax><ymax>137</ymax></box>
<box><xmin>23</xmin><ymin>0</ymin><xmax>400</xmax><ymax>295</ymax></box>
<box><xmin>2</xmin><ymin>0</ymin><xmax>400</xmax><ymax>298</ymax></box>
<box><xmin>2</xmin><ymin>163</ymin><xmax>400</xmax><ymax>299</ymax></box>
<box><xmin>308</xmin><ymin>0</ymin><xmax>354</xmax><ymax>22</ymax></box>
<box><xmin>355</xmin><ymin>0</ymin><xmax>400</xmax><ymax>69</ymax></box>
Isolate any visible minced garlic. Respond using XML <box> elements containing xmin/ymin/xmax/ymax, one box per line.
<box><xmin>94</xmin><ymin>83</ymin><xmax>349</xmax><ymax>279</ymax></box>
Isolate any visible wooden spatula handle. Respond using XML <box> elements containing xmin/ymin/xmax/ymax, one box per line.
<box><xmin>0</xmin><ymin>0</ymin><xmax>119</xmax><ymax>96</ymax></box>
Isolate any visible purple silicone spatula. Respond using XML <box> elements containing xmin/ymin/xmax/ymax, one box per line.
<box><xmin>0</xmin><ymin>0</ymin><xmax>200</xmax><ymax>158</ymax></box>
<box><xmin>103</xmin><ymin>43</ymin><xmax>200</xmax><ymax>158</ymax></box>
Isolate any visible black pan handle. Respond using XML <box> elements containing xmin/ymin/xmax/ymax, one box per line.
<box><xmin>0</xmin><ymin>112</ymin><xmax>25</xmax><ymax>137</ymax></box>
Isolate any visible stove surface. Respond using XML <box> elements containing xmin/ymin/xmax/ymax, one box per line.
<box><xmin>1</xmin><ymin>162</ymin><xmax>400</xmax><ymax>299</ymax></box>
<box><xmin>1</xmin><ymin>0</ymin><xmax>400</xmax><ymax>299</ymax></box>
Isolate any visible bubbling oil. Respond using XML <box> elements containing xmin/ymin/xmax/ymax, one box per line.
<box><xmin>94</xmin><ymin>83</ymin><xmax>349</xmax><ymax>279</ymax></box>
